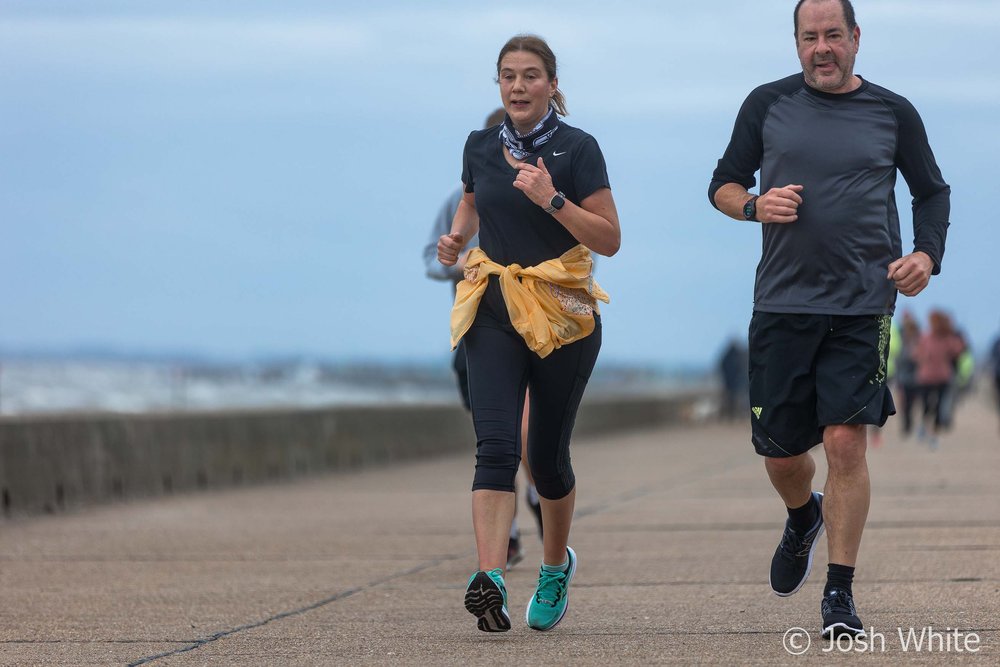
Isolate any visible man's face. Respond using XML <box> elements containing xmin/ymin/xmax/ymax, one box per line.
<box><xmin>796</xmin><ymin>0</ymin><xmax>861</xmax><ymax>93</ymax></box>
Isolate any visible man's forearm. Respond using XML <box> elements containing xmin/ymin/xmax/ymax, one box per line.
<box><xmin>912</xmin><ymin>186</ymin><xmax>951</xmax><ymax>274</ymax></box>
<box><xmin>714</xmin><ymin>182</ymin><xmax>754</xmax><ymax>221</ymax></box>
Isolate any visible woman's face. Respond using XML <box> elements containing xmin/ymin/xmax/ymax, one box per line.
<box><xmin>498</xmin><ymin>50</ymin><xmax>556</xmax><ymax>133</ymax></box>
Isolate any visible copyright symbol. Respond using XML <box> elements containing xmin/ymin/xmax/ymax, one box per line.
<box><xmin>783</xmin><ymin>627</ymin><xmax>811</xmax><ymax>655</ymax></box>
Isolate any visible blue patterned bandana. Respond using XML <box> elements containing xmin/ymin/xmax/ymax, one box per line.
<box><xmin>500</xmin><ymin>106</ymin><xmax>559</xmax><ymax>160</ymax></box>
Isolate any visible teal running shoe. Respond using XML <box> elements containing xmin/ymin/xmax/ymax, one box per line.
<box><xmin>526</xmin><ymin>546</ymin><xmax>577</xmax><ymax>631</ymax></box>
<box><xmin>465</xmin><ymin>568</ymin><xmax>510</xmax><ymax>632</ymax></box>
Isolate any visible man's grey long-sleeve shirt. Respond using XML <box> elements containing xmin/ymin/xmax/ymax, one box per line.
<box><xmin>710</xmin><ymin>73</ymin><xmax>950</xmax><ymax>316</ymax></box>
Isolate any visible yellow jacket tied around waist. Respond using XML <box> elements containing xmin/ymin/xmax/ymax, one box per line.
<box><xmin>450</xmin><ymin>244</ymin><xmax>609</xmax><ymax>359</ymax></box>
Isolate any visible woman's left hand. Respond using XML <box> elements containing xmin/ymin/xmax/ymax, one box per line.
<box><xmin>512</xmin><ymin>157</ymin><xmax>556</xmax><ymax>208</ymax></box>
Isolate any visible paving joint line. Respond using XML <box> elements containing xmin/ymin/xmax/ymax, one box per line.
<box><xmin>125</xmin><ymin>456</ymin><xmax>736</xmax><ymax>664</ymax></box>
<box><xmin>123</xmin><ymin>450</ymin><xmax>842</xmax><ymax>664</ymax></box>
<box><xmin>126</xmin><ymin>552</ymin><xmax>468</xmax><ymax>666</ymax></box>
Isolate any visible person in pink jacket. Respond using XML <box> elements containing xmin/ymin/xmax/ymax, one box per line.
<box><xmin>913</xmin><ymin>310</ymin><xmax>965</xmax><ymax>447</ymax></box>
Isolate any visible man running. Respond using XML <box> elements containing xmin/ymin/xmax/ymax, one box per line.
<box><xmin>708</xmin><ymin>0</ymin><xmax>950</xmax><ymax>640</ymax></box>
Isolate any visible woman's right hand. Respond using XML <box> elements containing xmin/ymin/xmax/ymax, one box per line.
<box><xmin>437</xmin><ymin>233</ymin><xmax>466</xmax><ymax>266</ymax></box>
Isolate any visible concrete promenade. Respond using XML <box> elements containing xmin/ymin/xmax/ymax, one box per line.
<box><xmin>1</xmin><ymin>396</ymin><xmax>998</xmax><ymax>666</ymax></box>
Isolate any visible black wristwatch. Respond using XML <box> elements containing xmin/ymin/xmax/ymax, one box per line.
<box><xmin>742</xmin><ymin>195</ymin><xmax>759</xmax><ymax>221</ymax></box>
<box><xmin>543</xmin><ymin>191</ymin><xmax>566</xmax><ymax>214</ymax></box>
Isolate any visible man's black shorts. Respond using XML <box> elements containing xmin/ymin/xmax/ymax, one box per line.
<box><xmin>748</xmin><ymin>312</ymin><xmax>895</xmax><ymax>458</ymax></box>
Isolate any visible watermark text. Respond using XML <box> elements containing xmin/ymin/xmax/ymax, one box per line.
<box><xmin>782</xmin><ymin>626</ymin><xmax>982</xmax><ymax>655</ymax></box>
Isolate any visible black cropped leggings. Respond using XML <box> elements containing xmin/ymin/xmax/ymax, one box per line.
<box><xmin>463</xmin><ymin>318</ymin><xmax>601</xmax><ymax>500</ymax></box>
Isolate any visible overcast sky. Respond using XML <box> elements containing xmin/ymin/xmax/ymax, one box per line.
<box><xmin>2</xmin><ymin>0</ymin><xmax>998</xmax><ymax>366</ymax></box>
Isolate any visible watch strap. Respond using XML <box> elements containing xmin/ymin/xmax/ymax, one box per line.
<box><xmin>544</xmin><ymin>191</ymin><xmax>566</xmax><ymax>214</ymax></box>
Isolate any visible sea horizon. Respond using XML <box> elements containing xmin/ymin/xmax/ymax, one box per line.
<box><xmin>0</xmin><ymin>350</ymin><xmax>713</xmax><ymax>417</ymax></box>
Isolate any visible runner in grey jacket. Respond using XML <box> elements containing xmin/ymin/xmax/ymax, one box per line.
<box><xmin>423</xmin><ymin>187</ymin><xmax>478</xmax><ymax>284</ymax></box>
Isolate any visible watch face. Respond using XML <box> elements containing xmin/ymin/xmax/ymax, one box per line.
<box><xmin>743</xmin><ymin>198</ymin><xmax>756</xmax><ymax>220</ymax></box>
<box><xmin>552</xmin><ymin>193</ymin><xmax>566</xmax><ymax>210</ymax></box>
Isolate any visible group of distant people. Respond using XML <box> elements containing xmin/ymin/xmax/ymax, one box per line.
<box><xmin>421</xmin><ymin>0</ymin><xmax>957</xmax><ymax>647</ymax></box>
<box><xmin>890</xmin><ymin>310</ymin><xmax>971</xmax><ymax>448</ymax></box>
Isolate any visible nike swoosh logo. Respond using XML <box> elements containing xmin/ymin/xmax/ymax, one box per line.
<box><xmin>552</xmin><ymin>151</ymin><xmax>567</xmax><ymax>156</ymax></box>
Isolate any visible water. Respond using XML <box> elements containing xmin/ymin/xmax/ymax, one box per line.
<box><xmin>0</xmin><ymin>360</ymin><xmax>458</xmax><ymax>416</ymax></box>
<box><xmin>0</xmin><ymin>359</ymin><xmax>709</xmax><ymax>417</ymax></box>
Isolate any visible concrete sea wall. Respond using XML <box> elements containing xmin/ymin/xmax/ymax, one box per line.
<box><xmin>0</xmin><ymin>390</ymin><xmax>710</xmax><ymax>518</ymax></box>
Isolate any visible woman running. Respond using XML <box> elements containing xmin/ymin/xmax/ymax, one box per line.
<box><xmin>437</xmin><ymin>34</ymin><xmax>620</xmax><ymax>633</ymax></box>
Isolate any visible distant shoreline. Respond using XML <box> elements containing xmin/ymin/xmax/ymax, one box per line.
<box><xmin>0</xmin><ymin>358</ymin><xmax>712</xmax><ymax>417</ymax></box>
